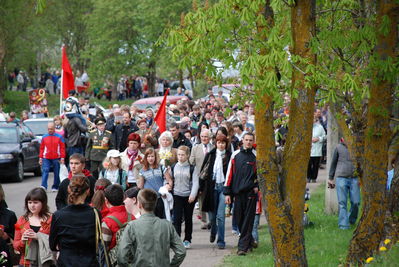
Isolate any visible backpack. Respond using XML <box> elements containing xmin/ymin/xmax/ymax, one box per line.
<box><xmin>106</xmin><ymin>214</ymin><xmax>132</xmax><ymax>266</ymax></box>
<box><xmin>101</xmin><ymin>169</ymin><xmax>124</xmax><ymax>185</ymax></box>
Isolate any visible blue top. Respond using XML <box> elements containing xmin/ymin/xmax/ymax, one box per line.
<box><xmin>139</xmin><ymin>167</ymin><xmax>165</xmax><ymax>192</ymax></box>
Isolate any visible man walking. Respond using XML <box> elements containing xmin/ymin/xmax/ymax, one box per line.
<box><xmin>190</xmin><ymin>128</ymin><xmax>213</xmax><ymax>229</ymax></box>
<box><xmin>117</xmin><ymin>189</ymin><xmax>186</xmax><ymax>266</ymax></box>
<box><xmin>113</xmin><ymin>111</ymin><xmax>139</xmax><ymax>152</ymax></box>
<box><xmin>328</xmin><ymin>138</ymin><xmax>360</xmax><ymax>230</ymax></box>
<box><xmin>224</xmin><ymin>133</ymin><xmax>258</xmax><ymax>255</ymax></box>
<box><xmin>169</xmin><ymin>122</ymin><xmax>192</xmax><ymax>149</ymax></box>
<box><xmin>85</xmin><ymin>118</ymin><xmax>112</xmax><ymax>179</ymax></box>
<box><xmin>39</xmin><ymin>122</ymin><xmax>66</xmax><ymax>191</ymax></box>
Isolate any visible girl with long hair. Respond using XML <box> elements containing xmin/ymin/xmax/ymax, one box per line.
<box><xmin>13</xmin><ymin>187</ymin><xmax>52</xmax><ymax>266</ymax></box>
<box><xmin>100</xmin><ymin>150</ymin><xmax>128</xmax><ymax>190</ymax></box>
<box><xmin>91</xmin><ymin>178</ymin><xmax>112</xmax><ymax>218</ymax></box>
<box><xmin>50</xmin><ymin>175</ymin><xmax>98</xmax><ymax>267</ymax></box>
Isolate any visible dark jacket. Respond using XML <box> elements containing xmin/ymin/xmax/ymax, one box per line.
<box><xmin>113</xmin><ymin>121</ymin><xmax>139</xmax><ymax>152</ymax></box>
<box><xmin>224</xmin><ymin>147</ymin><xmax>258</xmax><ymax>196</ymax></box>
<box><xmin>199</xmin><ymin>148</ymin><xmax>231</xmax><ymax>212</ymax></box>
<box><xmin>55</xmin><ymin>171</ymin><xmax>96</xmax><ymax>210</ymax></box>
<box><xmin>329</xmin><ymin>143</ymin><xmax>355</xmax><ymax>180</ymax></box>
<box><xmin>0</xmin><ymin>200</ymin><xmax>17</xmax><ymax>267</ymax></box>
<box><xmin>50</xmin><ymin>204</ymin><xmax>98</xmax><ymax>267</ymax></box>
<box><xmin>172</xmin><ymin>132</ymin><xmax>192</xmax><ymax>149</ymax></box>
<box><xmin>64</xmin><ymin>116</ymin><xmax>87</xmax><ymax>147</ymax></box>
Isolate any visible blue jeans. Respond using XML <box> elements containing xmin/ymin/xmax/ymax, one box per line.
<box><xmin>336</xmin><ymin>177</ymin><xmax>360</xmax><ymax>229</ymax></box>
<box><xmin>252</xmin><ymin>214</ymin><xmax>260</xmax><ymax>243</ymax></box>
<box><xmin>208</xmin><ymin>183</ymin><xmax>226</xmax><ymax>247</ymax></box>
<box><xmin>41</xmin><ymin>158</ymin><xmax>60</xmax><ymax>190</ymax></box>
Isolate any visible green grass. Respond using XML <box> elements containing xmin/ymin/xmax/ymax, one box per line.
<box><xmin>223</xmin><ymin>184</ymin><xmax>399</xmax><ymax>267</ymax></box>
<box><xmin>2</xmin><ymin>91</ymin><xmax>135</xmax><ymax>117</ymax></box>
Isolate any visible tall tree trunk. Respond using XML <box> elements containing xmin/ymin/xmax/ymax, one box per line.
<box><xmin>256</xmin><ymin>0</ymin><xmax>315</xmax><ymax>266</ymax></box>
<box><xmin>147</xmin><ymin>61</ymin><xmax>156</xmax><ymax>97</ymax></box>
<box><xmin>346</xmin><ymin>1</ymin><xmax>398</xmax><ymax>264</ymax></box>
<box><xmin>178</xmin><ymin>69</ymin><xmax>183</xmax><ymax>89</ymax></box>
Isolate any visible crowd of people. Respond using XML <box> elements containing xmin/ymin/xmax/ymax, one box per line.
<box><xmin>0</xmin><ymin>84</ymin><xmax>361</xmax><ymax>267</ymax></box>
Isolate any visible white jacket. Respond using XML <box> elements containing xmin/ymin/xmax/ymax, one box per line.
<box><xmin>310</xmin><ymin>122</ymin><xmax>326</xmax><ymax>157</ymax></box>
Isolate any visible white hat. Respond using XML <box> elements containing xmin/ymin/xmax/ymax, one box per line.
<box><xmin>107</xmin><ymin>149</ymin><xmax>121</xmax><ymax>158</ymax></box>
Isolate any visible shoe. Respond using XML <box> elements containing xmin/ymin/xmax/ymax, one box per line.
<box><xmin>201</xmin><ymin>223</ymin><xmax>208</xmax><ymax>230</ymax></box>
<box><xmin>307</xmin><ymin>178</ymin><xmax>311</xmax><ymax>183</ymax></box>
<box><xmin>252</xmin><ymin>241</ymin><xmax>258</xmax><ymax>248</ymax></box>
<box><xmin>217</xmin><ymin>244</ymin><xmax>225</xmax><ymax>249</ymax></box>
<box><xmin>210</xmin><ymin>235</ymin><xmax>216</xmax><ymax>243</ymax></box>
<box><xmin>232</xmin><ymin>230</ymin><xmax>239</xmax><ymax>235</ymax></box>
<box><xmin>183</xmin><ymin>240</ymin><xmax>191</xmax><ymax>249</ymax></box>
<box><xmin>311</xmin><ymin>179</ymin><xmax>316</xmax><ymax>183</ymax></box>
<box><xmin>237</xmin><ymin>250</ymin><xmax>246</xmax><ymax>256</ymax></box>
<box><xmin>40</xmin><ymin>186</ymin><xmax>47</xmax><ymax>191</ymax></box>
<box><xmin>51</xmin><ymin>188</ymin><xmax>58</xmax><ymax>192</ymax></box>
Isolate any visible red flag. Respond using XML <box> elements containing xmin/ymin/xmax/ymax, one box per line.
<box><xmin>61</xmin><ymin>46</ymin><xmax>75</xmax><ymax>99</ymax></box>
<box><xmin>154</xmin><ymin>89</ymin><xmax>170</xmax><ymax>133</ymax></box>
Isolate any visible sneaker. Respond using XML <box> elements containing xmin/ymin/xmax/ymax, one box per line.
<box><xmin>232</xmin><ymin>230</ymin><xmax>238</xmax><ymax>235</ymax></box>
<box><xmin>252</xmin><ymin>241</ymin><xmax>258</xmax><ymax>249</ymax></box>
<box><xmin>183</xmin><ymin>240</ymin><xmax>191</xmax><ymax>249</ymax></box>
<box><xmin>210</xmin><ymin>235</ymin><xmax>216</xmax><ymax>243</ymax></box>
<box><xmin>217</xmin><ymin>244</ymin><xmax>225</xmax><ymax>249</ymax></box>
<box><xmin>201</xmin><ymin>223</ymin><xmax>208</xmax><ymax>230</ymax></box>
<box><xmin>51</xmin><ymin>188</ymin><xmax>58</xmax><ymax>192</ymax></box>
<box><xmin>40</xmin><ymin>186</ymin><xmax>47</xmax><ymax>191</ymax></box>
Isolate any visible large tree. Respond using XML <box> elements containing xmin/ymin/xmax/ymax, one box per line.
<box><xmin>168</xmin><ymin>0</ymin><xmax>316</xmax><ymax>265</ymax></box>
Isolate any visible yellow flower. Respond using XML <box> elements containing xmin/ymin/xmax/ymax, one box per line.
<box><xmin>384</xmin><ymin>239</ymin><xmax>391</xmax><ymax>245</ymax></box>
<box><xmin>379</xmin><ymin>246</ymin><xmax>387</xmax><ymax>252</ymax></box>
<box><xmin>365</xmin><ymin>257</ymin><xmax>374</xmax><ymax>263</ymax></box>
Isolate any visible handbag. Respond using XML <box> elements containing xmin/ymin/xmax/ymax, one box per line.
<box><xmin>94</xmin><ymin>208</ymin><xmax>110</xmax><ymax>267</ymax></box>
<box><xmin>59</xmin><ymin>164</ymin><xmax>68</xmax><ymax>182</ymax></box>
<box><xmin>199</xmin><ymin>157</ymin><xmax>211</xmax><ymax>181</ymax></box>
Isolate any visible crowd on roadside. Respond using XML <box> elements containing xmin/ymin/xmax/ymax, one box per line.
<box><xmin>2</xmin><ymin>84</ymin><xmax>366</xmax><ymax>267</ymax></box>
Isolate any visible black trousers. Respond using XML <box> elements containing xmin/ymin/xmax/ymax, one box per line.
<box><xmin>173</xmin><ymin>195</ymin><xmax>195</xmax><ymax>242</ymax></box>
<box><xmin>234</xmin><ymin>190</ymin><xmax>257</xmax><ymax>252</ymax></box>
<box><xmin>307</xmin><ymin>156</ymin><xmax>321</xmax><ymax>181</ymax></box>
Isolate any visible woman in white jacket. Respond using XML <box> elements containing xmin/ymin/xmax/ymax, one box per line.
<box><xmin>120</xmin><ymin>133</ymin><xmax>144</xmax><ymax>188</ymax></box>
<box><xmin>307</xmin><ymin>112</ymin><xmax>326</xmax><ymax>183</ymax></box>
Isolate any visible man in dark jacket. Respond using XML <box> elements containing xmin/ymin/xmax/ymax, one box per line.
<box><xmin>55</xmin><ymin>153</ymin><xmax>96</xmax><ymax>210</ymax></box>
<box><xmin>224</xmin><ymin>133</ymin><xmax>258</xmax><ymax>256</ymax></box>
<box><xmin>328</xmin><ymin>138</ymin><xmax>360</xmax><ymax>230</ymax></box>
<box><xmin>169</xmin><ymin>122</ymin><xmax>192</xmax><ymax>149</ymax></box>
<box><xmin>113</xmin><ymin>111</ymin><xmax>139</xmax><ymax>152</ymax></box>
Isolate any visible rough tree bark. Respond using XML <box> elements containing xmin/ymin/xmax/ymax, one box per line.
<box><xmin>346</xmin><ymin>1</ymin><xmax>399</xmax><ymax>264</ymax></box>
<box><xmin>255</xmin><ymin>0</ymin><xmax>316</xmax><ymax>266</ymax></box>
<box><xmin>147</xmin><ymin>60</ymin><xmax>156</xmax><ymax>97</ymax></box>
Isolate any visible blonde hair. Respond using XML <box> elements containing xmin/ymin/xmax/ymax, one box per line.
<box><xmin>177</xmin><ymin>145</ymin><xmax>190</xmax><ymax>156</ymax></box>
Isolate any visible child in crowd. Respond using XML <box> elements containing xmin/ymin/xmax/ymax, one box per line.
<box><xmin>91</xmin><ymin>178</ymin><xmax>112</xmax><ymax>218</ymax></box>
<box><xmin>169</xmin><ymin>145</ymin><xmax>199</xmax><ymax>249</ymax></box>
<box><xmin>100</xmin><ymin>149</ymin><xmax>128</xmax><ymax>190</ymax></box>
<box><xmin>14</xmin><ymin>188</ymin><xmax>53</xmax><ymax>267</ymax></box>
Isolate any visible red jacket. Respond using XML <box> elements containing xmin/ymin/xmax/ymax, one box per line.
<box><xmin>102</xmin><ymin>205</ymin><xmax>134</xmax><ymax>249</ymax></box>
<box><xmin>13</xmin><ymin>215</ymin><xmax>52</xmax><ymax>266</ymax></box>
<box><xmin>39</xmin><ymin>133</ymin><xmax>66</xmax><ymax>159</ymax></box>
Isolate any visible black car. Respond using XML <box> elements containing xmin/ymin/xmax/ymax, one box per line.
<box><xmin>0</xmin><ymin>122</ymin><xmax>41</xmax><ymax>182</ymax></box>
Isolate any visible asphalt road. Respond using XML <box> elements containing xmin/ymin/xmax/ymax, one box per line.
<box><xmin>2</xmin><ymin>172</ymin><xmax>57</xmax><ymax>217</ymax></box>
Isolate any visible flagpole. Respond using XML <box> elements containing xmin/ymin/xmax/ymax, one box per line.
<box><xmin>60</xmin><ymin>69</ymin><xmax>63</xmax><ymax>116</ymax></box>
<box><xmin>59</xmin><ymin>45</ymin><xmax>64</xmax><ymax>116</ymax></box>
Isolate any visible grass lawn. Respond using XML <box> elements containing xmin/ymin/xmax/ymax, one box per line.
<box><xmin>223</xmin><ymin>184</ymin><xmax>399</xmax><ymax>267</ymax></box>
<box><xmin>2</xmin><ymin>91</ymin><xmax>135</xmax><ymax>117</ymax></box>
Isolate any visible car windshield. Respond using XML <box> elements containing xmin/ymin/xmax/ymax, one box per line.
<box><xmin>0</xmin><ymin>127</ymin><xmax>18</xmax><ymax>143</ymax></box>
<box><xmin>24</xmin><ymin>121</ymin><xmax>49</xmax><ymax>136</ymax></box>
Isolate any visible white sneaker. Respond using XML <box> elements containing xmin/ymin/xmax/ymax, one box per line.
<box><xmin>183</xmin><ymin>240</ymin><xmax>191</xmax><ymax>249</ymax></box>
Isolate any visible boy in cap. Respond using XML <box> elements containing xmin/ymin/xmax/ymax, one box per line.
<box><xmin>85</xmin><ymin>117</ymin><xmax>113</xmax><ymax>179</ymax></box>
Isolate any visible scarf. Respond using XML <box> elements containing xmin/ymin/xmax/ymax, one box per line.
<box><xmin>127</xmin><ymin>149</ymin><xmax>139</xmax><ymax>170</ymax></box>
<box><xmin>213</xmin><ymin>149</ymin><xmax>226</xmax><ymax>183</ymax></box>
<box><xmin>68</xmin><ymin>169</ymin><xmax>91</xmax><ymax>179</ymax></box>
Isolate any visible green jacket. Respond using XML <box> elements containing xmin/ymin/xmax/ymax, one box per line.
<box><xmin>85</xmin><ymin>129</ymin><xmax>112</xmax><ymax>161</ymax></box>
<box><xmin>117</xmin><ymin>213</ymin><xmax>186</xmax><ymax>267</ymax></box>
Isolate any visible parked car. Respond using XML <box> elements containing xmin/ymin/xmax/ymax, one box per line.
<box><xmin>24</xmin><ymin>118</ymin><xmax>53</xmax><ymax>141</ymax></box>
<box><xmin>132</xmin><ymin>95</ymin><xmax>189</xmax><ymax>110</ymax></box>
<box><xmin>0</xmin><ymin>122</ymin><xmax>41</xmax><ymax>182</ymax></box>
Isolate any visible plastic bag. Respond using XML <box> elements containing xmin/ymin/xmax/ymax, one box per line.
<box><xmin>59</xmin><ymin>163</ymin><xmax>68</xmax><ymax>182</ymax></box>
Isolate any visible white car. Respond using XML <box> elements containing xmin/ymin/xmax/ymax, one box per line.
<box><xmin>23</xmin><ymin>118</ymin><xmax>53</xmax><ymax>141</ymax></box>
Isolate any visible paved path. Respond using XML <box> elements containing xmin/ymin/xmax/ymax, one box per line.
<box><xmin>2</xmin><ymin>168</ymin><xmax>327</xmax><ymax>267</ymax></box>
<box><xmin>181</xmin><ymin>167</ymin><xmax>327</xmax><ymax>267</ymax></box>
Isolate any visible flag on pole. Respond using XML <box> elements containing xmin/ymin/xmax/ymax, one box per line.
<box><xmin>61</xmin><ymin>46</ymin><xmax>75</xmax><ymax>99</ymax></box>
<box><xmin>154</xmin><ymin>89</ymin><xmax>170</xmax><ymax>133</ymax></box>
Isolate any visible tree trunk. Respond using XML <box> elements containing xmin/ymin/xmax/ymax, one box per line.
<box><xmin>256</xmin><ymin>1</ymin><xmax>315</xmax><ymax>266</ymax></box>
<box><xmin>178</xmin><ymin>69</ymin><xmax>183</xmax><ymax>89</ymax></box>
<box><xmin>346</xmin><ymin>1</ymin><xmax>398</xmax><ymax>264</ymax></box>
<box><xmin>147</xmin><ymin>60</ymin><xmax>156</xmax><ymax>97</ymax></box>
